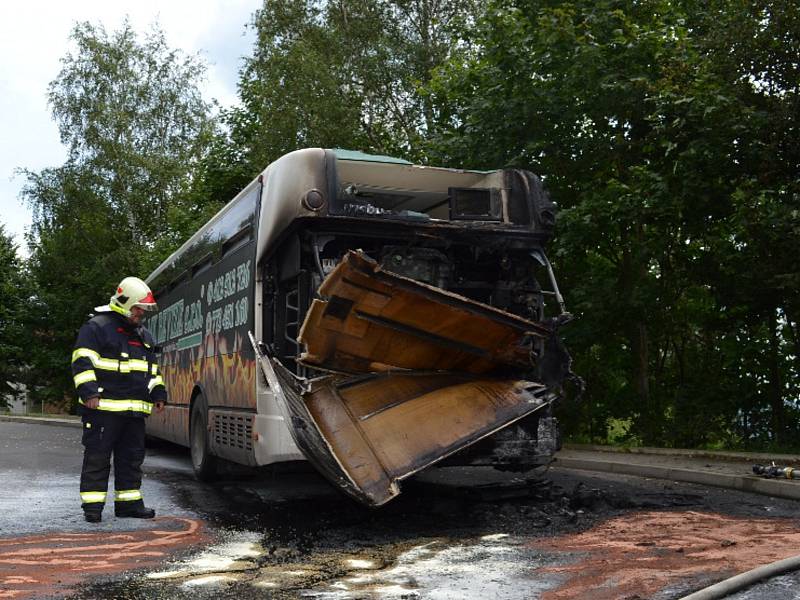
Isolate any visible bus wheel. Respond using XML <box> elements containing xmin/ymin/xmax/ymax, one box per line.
<box><xmin>190</xmin><ymin>393</ymin><xmax>217</xmax><ymax>481</ymax></box>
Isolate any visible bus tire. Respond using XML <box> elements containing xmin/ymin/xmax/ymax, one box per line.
<box><xmin>190</xmin><ymin>393</ymin><xmax>217</xmax><ymax>481</ymax></box>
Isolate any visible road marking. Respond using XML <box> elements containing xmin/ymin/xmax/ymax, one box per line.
<box><xmin>0</xmin><ymin>517</ymin><xmax>206</xmax><ymax>599</ymax></box>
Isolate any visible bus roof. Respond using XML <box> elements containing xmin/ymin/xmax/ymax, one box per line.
<box><xmin>333</xmin><ymin>148</ymin><xmax>495</xmax><ymax>175</ymax></box>
<box><xmin>332</xmin><ymin>148</ymin><xmax>413</xmax><ymax>165</ymax></box>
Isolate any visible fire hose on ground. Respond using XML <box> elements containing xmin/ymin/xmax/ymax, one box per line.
<box><xmin>679</xmin><ymin>553</ymin><xmax>800</xmax><ymax>600</ymax></box>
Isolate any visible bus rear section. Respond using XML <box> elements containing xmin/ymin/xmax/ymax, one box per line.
<box><xmin>253</xmin><ymin>149</ymin><xmax>576</xmax><ymax>506</ymax></box>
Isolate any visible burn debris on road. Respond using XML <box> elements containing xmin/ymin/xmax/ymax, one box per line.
<box><xmin>752</xmin><ymin>463</ymin><xmax>800</xmax><ymax>479</ymax></box>
<box><xmin>62</xmin><ymin>464</ymin><xmax>800</xmax><ymax>600</ymax></box>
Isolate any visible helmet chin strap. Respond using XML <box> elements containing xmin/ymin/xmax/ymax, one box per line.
<box><xmin>109</xmin><ymin>302</ymin><xmax>129</xmax><ymax>317</ymax></box>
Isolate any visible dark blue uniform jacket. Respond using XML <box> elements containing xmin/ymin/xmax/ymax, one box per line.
<box><xmin>71</xmin><ymin>308</ymin><xmax>167</xmax><ymax>417</ymax></box>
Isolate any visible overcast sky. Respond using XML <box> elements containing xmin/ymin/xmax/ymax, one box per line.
<box><xmin>0</xmin><ymin>0</ymin><xmax>261</xmax><ymax>256</ymax></box>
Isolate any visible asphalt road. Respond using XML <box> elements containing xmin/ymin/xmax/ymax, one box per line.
<box><xmin>0</xmin><ymin>420</ymin><xmax>198</xmax><ymax>536</ymax></box>
<box><xmin>4</xmin><ymin>420</ymin><xmax>800</xmax><ymax>600</ymax></box>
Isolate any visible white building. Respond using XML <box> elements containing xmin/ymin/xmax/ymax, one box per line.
<box><xmin>3</xmin><ymin>381</ymin><xmax>29</xmax><ymax>414</ymax></box>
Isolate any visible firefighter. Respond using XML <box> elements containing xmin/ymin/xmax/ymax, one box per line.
<box><xmin>71</xmin><ymin>277</ymin><xmax>167</xmax><ymax>523</ymax></box>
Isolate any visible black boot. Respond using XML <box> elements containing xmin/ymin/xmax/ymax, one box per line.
<box><xmin>84</xmin><ymin>511</ymin><xmax>102</xmax><ymax>523</ymax></box>
<box><xmin>115</xmin><ymin>506</ymin><xmax>155</xmax><ymax>518</ymax></box>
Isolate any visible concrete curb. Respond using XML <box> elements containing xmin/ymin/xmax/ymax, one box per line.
<box><xmin>0</xmin><ymin>415</ymin><xmax>81</xmax><ymax>428</ymax></box>
<box><xmin>554</xmin><ymin>456</ymin><xmax>800</xmax><ymax>502</ymax></box>
<box><xmin>563</xmin><ymin>443</ymin><xmax>800</xmax><ymax>465</ymax></box>
<box><xmin>5</xmin><ymin>417</ymin><xmax>799</xmax><ymax>501</ymax></box>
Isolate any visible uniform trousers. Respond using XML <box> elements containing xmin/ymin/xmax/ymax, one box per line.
<box><xmin>80</xmin><ymin>411</ymin><xmax>146</xmax><ymax>514</ymax></box>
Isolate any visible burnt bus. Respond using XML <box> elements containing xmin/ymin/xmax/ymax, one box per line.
<box><xmin>145</xmin><ymin>148</ymin><xmax>575</xmax><ymax>506</ymax></box>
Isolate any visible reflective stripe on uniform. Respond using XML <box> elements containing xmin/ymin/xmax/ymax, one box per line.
<box><xmin>80</xmin><ymin>491</ymin><xmax>107</xmax><ymax>503</ymax></box>
<box><xmin>78</xmin><ymin>397</ymin><xmax>153</xmax><ymax>414</ymax></box>
<box><xmin>73</xmin><ymin>370</ymin><xmax>97</xmax><ymax>386</ymax></box>
<box><xmin>151</xmin><ymin>364</ymin><xmax>159</xmax><ymax>375</ymax></box>
<box><xmin>128</xmin><ymin>359</ymin><xmax>148</xmax><ymax>372</ymax></box>
<box><xmin>115</xmin><ymin>489</ymin><xmax>142</xmax><ymax>502</ymax></box>
<box><xmin>72</xmin><ymin>348</ymin><xmax>149</xmax><ymax>374</ymax></box>
<box><xmin>73</xmin><ymin>348</ymin><xmax>119</xmax><ymax>371</ymax></box>
<box><xmin>148</xmin><ymin>376</ymin><xmax>164</xmax><ymax>392</ymax></box>
<box><xmin>97</xmin><ymin>398</ymin><xmax>152</xmax><ymax>414</ymax></box>
<box><xmin>95</xmin><ymin>357</ymin><xmax>120</xmax><ymax>370</ymax></box>
<box><xmin>72</xmin><ymin>348</ymin><xmax>100</xmax><ymax>363</ymax></box>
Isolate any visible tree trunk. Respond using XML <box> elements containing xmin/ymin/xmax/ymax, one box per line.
<box><xmin>631</xmin><ymin>320</ymin><xmax>651</xmax><ymax>425</ymax></box>
<box><xmin>620</xmin><ymin>223</ymin><xmax>652</xmax><ymax>440</ymax></box>
<box><xmin>782</xmin><ymin>307</ymin><xmax>800</xmax><ymax>378</ymax></box>
<box><xmin>768</xmin><ymin>309</ymin><xmax>784</xmax><ymax>445</ymax></box>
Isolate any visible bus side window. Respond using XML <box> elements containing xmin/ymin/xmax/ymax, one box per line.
<box><xmin>192</xmin><ymin>254</ymin><xmax>213</xmax><ymax>277</ymax></box>
<box><xmin>221</xmin><ymin>226</ymin><xmax>253</xmax><ymax>259</ymax></box>
<box><xmin>167</xmin><ymin>271</ymin><xmax>189</xmax><ymax>293</ymax></box>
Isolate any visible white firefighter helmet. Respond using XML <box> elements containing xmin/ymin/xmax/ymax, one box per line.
<box><xmin>109</xmin><ymin>277</ymin><xmax>158</xmax><ymax>317</ymax></box>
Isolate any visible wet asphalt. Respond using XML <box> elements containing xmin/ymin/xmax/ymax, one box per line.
<box><xmin>0</xmin><ymin>420</ymin><xmax>196</xmax><ymax>536</ymax></box>
<box><xmin>3</xmin><ymin>420</ymin><xmax>800</xmax><ymax>599</ymax></box>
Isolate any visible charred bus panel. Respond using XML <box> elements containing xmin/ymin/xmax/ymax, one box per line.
<box><xmin>251</xmin><ymin>250</ymin><xmax>566</xmax><ymax>505</ymax></box>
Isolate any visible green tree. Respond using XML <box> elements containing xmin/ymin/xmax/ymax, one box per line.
<box><xmin>47</xmin><ymin>21</ymin><xmax>216</xmax><ymax>257</ymax></box>
<box><xmin>691</xmin><ymin>0</ymin><xmax>800</xmax><ymax>446</ymax></box>
<box><xmin>22</xmin><ymin>21</ymin><xmax>217</xmax><ymax>406</ymax></box>
<box><xmin>22</xmin><ymin>166</ymin><xmax>123</xmax><ymax>408</ymax></box>
<box><xmin>204</xmin><ymin>0</ymin><xmax>481</xmax><ymax>199</ymax></box>
<box><xmin>426</xmin><ymin>0</ymin><xmax>800</xmax><ymax>447</ymax></box>
<box><xmin>0</xmin><ymin>225</ymin><xmax>31</xmax><ymax>409</ymax></box>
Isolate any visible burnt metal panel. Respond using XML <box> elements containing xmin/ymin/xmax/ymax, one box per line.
<box><xmin>506</xmin><ymin>170</ymin><xmax>557</xmax><ymax>234</ymax></box>
<box><xmin>251</xmin><ymin>331</ymin><xmax>554</xmax><ymax>506</ymax></box>
<box><xmin>249</xmin><ymin>332</ymin><xmax>373</xmax><ymax>504</ymax></box>
<box><xmin>298</xmin><ymin>251</ymin><xmax>550</xmax><ymax>375</ymax></box>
